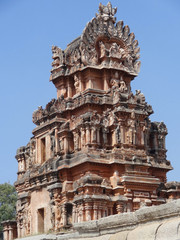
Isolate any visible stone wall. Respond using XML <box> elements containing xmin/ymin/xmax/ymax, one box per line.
<box><xmin>15</xmin><ymin>199</ymin><xmax>180</xmax><ymax>240</ymax></box>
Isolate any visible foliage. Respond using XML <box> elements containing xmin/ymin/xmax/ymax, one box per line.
<box><xmin>0</xmin><ymin>183</ymin><xmax>17</xmax><ymax>239</ymax></box>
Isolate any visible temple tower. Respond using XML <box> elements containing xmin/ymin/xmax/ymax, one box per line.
<box><xmin>14</xmin><ymin>2</ymin><xmax>172</xmax><ymax>237</ymax></box>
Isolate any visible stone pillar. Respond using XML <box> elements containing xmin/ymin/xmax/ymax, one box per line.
<box><xmin>19</xmin><ymin>222</ymin><xmax>23</xmax><ymax>238</ymax></box>
<box><xmin>55</xmin><ymin>128</ymin><xmax>59</xmax><ymax>154</ymax></box>
<box><xmin>101</xmin><ymin>203</ymin><xmax>107</xmax><ymax>217</ymax></box>
<box><xmin>88</xmin><ymin>78</ymin><xmax>93</xmax><ymax>88</ymax></box>
<box><xmin>98</xmin><ymin>205</ymin><xmax>102</xmax><ymax>219</ymax></box>
<box><xmin>102</xmin><ymin>208</ymin><xmax>105</xmax><ymax>217</ymax></box>
<box><xmin>103</xmin><ymin>70</ymin><xmax>109</xmax><ymax>91</ymax></box>
<box><xmin>17</xmin><ymin>223</ymin><xmax>20</xmax><ymax>239</ymax></box>
<box><xmin>8</xmin><ymin>227</ymin><xmax>13</xmax><ymax>240</ymax></box>
<box><xmin>112</xmin><ymin>130</ymin><xmax>115</xmax><ymax>146</ymax></box>
<box><xmin>91</xmin><ymin>127</ymin><xmax>96</xmax><ymax>144</ymax></box>
<box><xmin>22</xmin><ymin>159</ymin><xmax>25</xmax><ymax>171</ymax></box>
<box><xmin>141</xmin><ymin>127</ymin><xmax>145</xmax><ymax>145</ymax></box>
<box><xmin>103</xmin><ymin>128</ymin><xmax>108</xmax><ymax>146</ymax></box>
<box><xmin>67</xmin><ymin>79</ymin><xmax>73</xmax><ymax>98</ymax></box>
<box><xmin>78</xmin><ymin>204</ymin><xmax>83</xmax><ymax>223</ymax></box>
<box><xmin>110</xmin><ymin>207</ymin><xmax>113</xmax><ymax>215</ymax></box>
<box><xmin>62</xmin><ymin>205</ymin><xmax>67</xmax><ymax>226</ymax></box>
<box><xmin>129</xmin><ymin>129</ymin><xmax>133</xmax><ymax>144</ymax></box>
<box><xmin>154</xmin><ymin>134</ymin><xmax>158</xmax><ymax>149</ymax></box>
<box><xmin>133</xmin><ymin>129</ymin><xmax>136</xmax><ymax>145</ymax></box>
<box><xmin>81</xmin><ymin>128</ymin><xmax>86</xmax><ymax>148</ymax></box>
<box><xmin>86</xmin><ymin>126</ymin><xmax>91</xmax><ymax>145</ymax></box>
<box><xmin>72</xmin><ymin>204</ymin><xmax>76</xmax><ymax>224</ymax></box>
<box><xmin>22</xmin><ymin>222</ymin><xmax>25</xmax><ymax>237</ymax></box>
<box><xmin>35</xmin><ymin>138</ymin><xmax>38</xmax><ymax>164</ymax></box>
<box><xmin>93</xmin><ymin>204</ymin><xmax>98</xmax><ymax>220</ymax></box>
<box><xmin>163</xmin><ymin>136</ymin><xmax>165</xmax><ymax>149</ymax></box>
<box><xmin>97</xmin><ymin>128</ymin><xmax>100</xmax><ymax>145</ymax></box>
<box><xmin>64</xmin><ymin>137</ymin><xmax>69</xmax><ymax>154</ymax></box>
<box><xmin>3</xmin><ymin>227</ymin><xmax>8</xmax><ymax>240</ymax></box>
<box><xmin>73</xmin><ymin>131</ymin><xmax>80</xmax><ymax>151</ymax></box>
<box><xmin>75</xmin><ymin>206</ymin><xmax>78</xmax><ymax>223</ymax></box>
<box><xmin>120</xmin><ymin>125</ymin><xmax>124</xmax><ymax>144</ymax></box>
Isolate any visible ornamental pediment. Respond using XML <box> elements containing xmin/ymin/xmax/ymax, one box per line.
<box><xmin>50</xmin><ymin>2</ymin><xmax>141</xmax><ymax>80</ymax></box>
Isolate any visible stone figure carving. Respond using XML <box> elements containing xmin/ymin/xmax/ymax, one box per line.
<box><xmin>109</xmin><ymin>43</ymin><xmax>118</xmax><ymax>58</ymax></box>
<box><xmin>91</xmin><ymin>127</ymin><xmax>97</xmax><ymax>143</ymax></box>
<box><xmin>80</xmin><ymin>44</ymin><xmax>89</xmax><ymax>66</ymax></box>
<box><xmin>60</xmin><ymin>138</ymin><xmax>64</xmax><ymax>151</ymax></box>
<box><xmin>109</xmin><ymin>111</ymin><xmax>118</xmax><ymax>125</ymax></box>
<box><xmin>119</xmin><ymin>80</ymin><xmax>127</xmax><ymax>93</ymax></box>
<box><xmin>91</xmin><ymin>111</ymin><xmax>101</xmax><ymax>125</ymax></box>
<box><xmin>22</xmin><ymin>202</ymin><xmax>31</xmax><ymax>236</ymax></box>
<box><xmin>81</xmin><ymin>128</ymin><xmax>86</xmax><ymax>147</ymax></box>
<box><xmin>102</xmin><ymin>127</ymin><xmax>109</xmax><ymax>145</ymax></box>
<box><xmin>74</xmin><ymin>74</ymin><xmax>80</xmax><ymax>93</ymax></box>
<box><xmin>115</xmin><ymin>125</ymin><xmax>121</xmax><ymax>144</ymax></box>
<box><xmin>55</xmin><ymin>205</ymin><xmax>61</xmax><ymax>230</ymax></box>
<box><xmin>134</xmin><ymin>61</ymin><xmax>141</xmax><ymax>74</ymax></box>
<box><xmin>127</xmin><ymin>119</ymin><xmax>136</xmax><ymax>145</ymax></box>
<box><xmin>89</xmin><ymin>47</ymin><xmax>98</xmax><ymax>65</ymax></box>
<box><xmin>157</xmin><ymin>122</ymin><xmax>167</xmax><ymax>134</ymax></box>
<box><xmin>99</xmin><ymin>41</ymin><xmax>106</xmax><ymax>58</ymax></box>
<box><xmin>32</xmin><ymin>106</ymin><xmax>43</xmax><ymax>124</ymax></box>
<box><xmin>74</xmin><ymin>132</ymin><xmax>80</xmax><ymax>150</ymax></box>
<box><xmin>108</xmin><ymin>21</ymin><xmax>117</xmax><ymax>36</ymax></box>
<box><xmin>135</xmin><ymin>90</ymin><xmax>145</xmax><ymax>104</ymax></box>
<box><xmin>158</xmin><ymin>135</ymin><xmax>164</xmax><ymax>149</ymax></box>
<box><xmin>53</xmin><ymin>192</ymin><xmax>61</xmax><ymax>230</ymax></box>
<box><xmin>102</xmin><ymin>115</ymin><xmax>109</xmax><ymax>128</ymax></box>
<box><xmin>110</xmin><ymin>78</ymin><xmax>119</xmax><ymax>89</ymax></box>
<box><xmin>45</xmin><ymin>98</ymin><xmax>56</xmax><ymax>113</ymax></box>
<box><xmin>30</xmin><ymin>138</ymin><xmax>36</xmax><ymax>165</ymax></box>
<box><xmin>109</xmin><ymin>43</ymin><xmax>126</xmax><ymax>59</ymax></box>
<box><xmin>110</xmin><ymin>171</ymin><xmax>121</xmax><ymax>188</ymax></box>
<box><xmin>50</xmin><ymin>130</ymin><xmax>56</xmax><ymax>155</ymax></box>
<box><xmin>101</xmin><ymin>178</ymin><xmax>111</xmax><ymax>187</ymax></box>
<box><xmin>51</xmin><ymin>46</ymin><xmax>64</xmax><ymax>69</ymax></box>
<box><xmin>78</xmin><ymin>205</ymin><xmax>83</xmax><ymax>223</ymax></box>
<box><xmin>72</xmin><ymin>49</ymin><xmax>81</xmax><ymax>67</ymax></box>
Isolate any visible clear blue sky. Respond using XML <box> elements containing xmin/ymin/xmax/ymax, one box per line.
<box><xmin>0</xmin><ymin>0</ymin><xmax>180</xmax><ymax>184</ymax></box>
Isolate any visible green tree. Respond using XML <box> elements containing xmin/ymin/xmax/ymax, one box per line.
<box><xmin>0</xmin><ymin>183</ymin><xmax>17</xmax><ymax>240</ymax></box>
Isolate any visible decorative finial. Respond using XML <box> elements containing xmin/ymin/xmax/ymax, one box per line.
<box><xmin>96</xmin><ymin>2</ymin><xmax>117</xmax><ymax>23</ymax></box>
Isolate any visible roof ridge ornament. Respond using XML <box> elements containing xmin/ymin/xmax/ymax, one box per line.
<box><xmin>96</xmin><ymin>2</ymin><xmax>117</xmax><ymax>23</ymax></box>
<box><xmin>50</xmin><ymin>2</ymin><xmax>141</xmax><ymax>79</ymax></box>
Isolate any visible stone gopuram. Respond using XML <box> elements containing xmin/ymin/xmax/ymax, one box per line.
<box><xmin>4</xmin><ymin>2</ymin><xmax>179</xmax><ymax>240</ymax></box>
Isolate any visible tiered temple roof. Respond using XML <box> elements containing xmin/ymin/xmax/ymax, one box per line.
<box><xmin>4</xmin><ymin>3</ymin><xmax>177</xmax><ymax>239</ymax></box>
